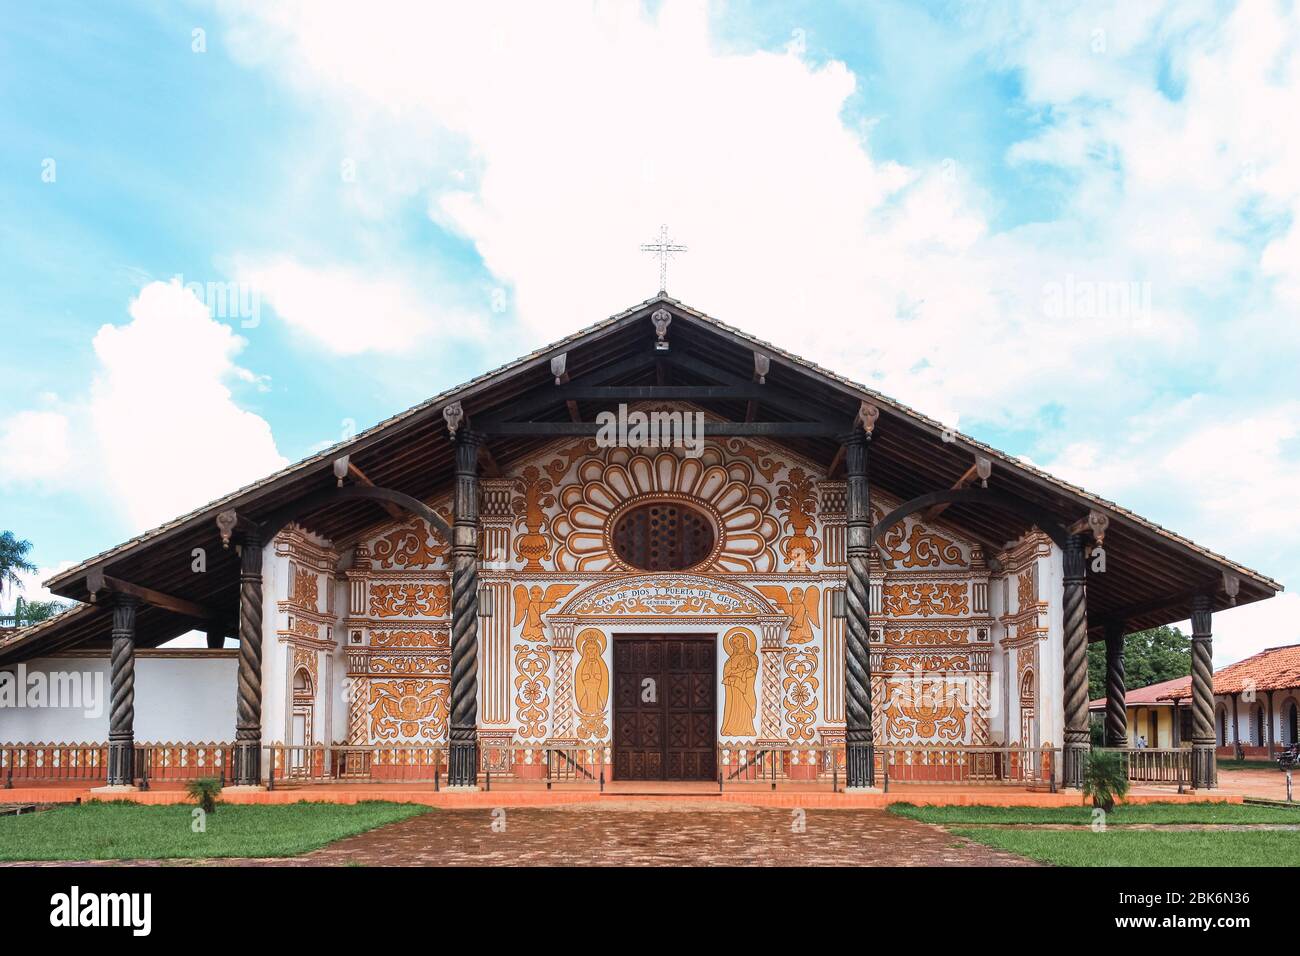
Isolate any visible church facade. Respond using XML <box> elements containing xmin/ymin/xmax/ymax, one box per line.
<box><xmin>0</xmin><ymin>296</ymin><xmax>1282</xmax><ymax>791</ymax></box>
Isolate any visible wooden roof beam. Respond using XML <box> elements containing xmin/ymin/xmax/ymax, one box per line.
<box><xmin>342</xmin><ymin>459</ymin><xmax>405</xmax><ymax>520</ymax></box>
<box><xmin>922</xmin><ymin>456</ymin><xmax>992</xmax><ymax>522</ymax></box>
<box><xmin>86</xmin><ymin>570</ymin><xmax>220</xmax><ymax>622</ymax></box>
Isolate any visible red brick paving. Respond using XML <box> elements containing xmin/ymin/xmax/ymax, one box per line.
<box><xmin>267</xmin><ymin>802</ymin><xmax>1040</xmax><ymax>867</ymax></box>
<box><xmin>7</xmin><ymin>802</ymin><xmax>1039</xmax><ymax>867</ymax></box>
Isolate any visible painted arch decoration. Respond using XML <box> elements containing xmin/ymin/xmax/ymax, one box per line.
<box><xmin>551</xmin><ymin>445</ymin><xmax>782</xmax><ymax>572</ymax></box>
<box><xmin>555</xmin><ymin>573</ymin><xmax>782</xmax><ymax>621</ymax></box>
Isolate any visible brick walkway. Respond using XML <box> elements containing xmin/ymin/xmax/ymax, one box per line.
<box><xmin>262</xmin><ymin>801</ymin><xmax>1038</xmax><ymax>867</ymax></box>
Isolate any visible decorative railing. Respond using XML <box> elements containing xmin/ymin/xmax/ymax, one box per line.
<box><xmin>4</xmin><ymin>740</ymin><xmax>1075</xmax><ymax>790</ymax></box>
<box><xmin>260</xmin><ymin>743</ymin><xmax>612</xmax><ymax>789</ymax></box>
<box><xmin>1</xmin><ymin>742</ymin><xmax>107</xmax><ymax>785</ymax></box>
<box><xmin>0</xmin><ymin>742</ymin><xmax>235</xmax><ymax>787</ymax></box>
<box><xmin>718</xmin><ymin>745</ymin><xmax>841</xmax><ymax>788</ymax></box>
<box><xmin>1101</xmin><ymin>747</ymin><xmax>1194</xmax><ymax>784</ymax></box>
<box><xmin>718</xmin><ymin>744</ymin><xmax>1059</xmax><ymax>789</ymax></box>
<box><xmin>877</xmin><ymin>745</ymin><xmax>1058</xmax><ymax>788</ymax></box>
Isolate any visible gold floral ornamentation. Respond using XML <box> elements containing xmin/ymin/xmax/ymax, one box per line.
<box><xmin>291</xmin><ymin>567</ymin><xmax>320</xmax><ymax>611</ymax></box>
<box><xmin>878</xmin><ymin>522</ymin><xmax>965</xmax><ymax>570</ymax></box>
<box><xmin>292</xmin><ymin>646</ymin><xmax>317</xmax><ymax>686</ymax></box>
<box><xmin>369</xmin><ymin>630</ymin><xmax>448</xmax><ymax>649</ymax></box>
<box><xmin>511</xmin><ymin>465</ymin><xmax>557</xmax><ymax>570</ymax></box>
<box><xmin>775</xmin><ymin>467</ymin><xmax>820</xmax><ymax>571</ymax></box>
<box><xmin>882</xmin><ymin>583</ymin><xmax>969</xmax><ymax>618</ymax></box>
<box><xmin>1017</xmin><ymin>569</ymin><xmax>1037</xmax><ymax>608</ymax></box>
<box><xmin>879</xmin><ymin>654</ymin><xmax>972</xmax><ymax>673</ymax></box>
<box><xmin>883</xmin><ymin>627</ymin><xmax>968</xmax><ymax>646</ymax></box>
<box><xmin>370</xmin><ymin>656</ymin><xmax>448</xmax><ymax>675</ymax></box>
<box><xmin>514</xmin><ymin>643</ymin><xmax>551</xmax><ymax>740</ymax></box>
<box><xmin>371</xmin><ymin>516</ymin><xmax>449</xmax><ymax>570</ymax></box>
<box><xmin>369</xmin><ymin>679</ymin><xmax>449</xmax><ymax>740</ymax></box>
<box><xmin>782</xmin><ymin>647</ymin><xmax>820</xmax><ymax>742</ymax></box>
<box><xmin>724</xmin><ymin>439</ymin><xmax>781</xmax><ymax>482</ymax></box>
<box><xmin>368</xmin><ymin>584</ymin><xmax>451</xmax><ymax>619</ymax></box>
<box><xmin>882</xmin><ymin>680</ymin><xmax>967</xmax><ymax>741</ymax></box>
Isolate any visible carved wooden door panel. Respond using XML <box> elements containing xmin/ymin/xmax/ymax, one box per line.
<box><xmin>614</xmin><ymin>635</ymin><xmax>716</xmax><ymax>780</ymax></box>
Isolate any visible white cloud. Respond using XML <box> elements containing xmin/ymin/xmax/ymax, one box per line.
<box><xmin>240</xmin><ymin>259</ymin><xmax>489</xmax><ymax>355</ymax></box>
<box><xmin>215</xmin><ymin>0</ymin><xmax>1300</xmax><ymax>431</ymax></box>
<box><xmin>1</xmin><ymin>561</ymin><xmax>75</xmax><ymax>615</ymax></box>
<box><xmin>0</xmin><ymin>409</ymin><xmax>71</xmax><ymax>484</ymax></box>
<box><xmin>213</xmin><ymin>0</ymin><xmax>1300</xmax><ymax>661</ymax></box>
<box><xmin>1044</xmin><ymin>399</ymin><xmax>1300</xmax><ymax>561</ymax></box>
<box><xmin>5</xmin><ymin>282</ymin><xmax>288</xmax><ymax>536</ymax></box>
<box><xmin>85</xmin><ymin>281</ymin><xmax>288</xmax><ymax>531</ymax></box>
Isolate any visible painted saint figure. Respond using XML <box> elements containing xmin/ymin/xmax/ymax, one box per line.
<box><xmin>575</xmin><ymin>628</ymin><xmax>609</xmax><ymax>739</ymax></box>
<box><xmin>720</xmin><ymin>628</ymin><xmax>758</xmax><ymax>737</ymax></box>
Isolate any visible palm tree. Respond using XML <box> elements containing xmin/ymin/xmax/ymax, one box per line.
<box><xmin>0</xmin><ymin>531</ymin><xmax>38</xmax><ymax>599</ymax></box>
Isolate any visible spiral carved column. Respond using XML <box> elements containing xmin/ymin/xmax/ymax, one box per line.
<box><xmin>234</xmin><ymin>530</ymin><xmax>264</xmax><ymax>785</ymax></box>
<box><xmin>448</xmin><ymin>431</ymin><xmax>483</xmax><ymax>787</ymax></box>
<box><xmin>1061</xmin><ymin>533</ymin><xmax>1090</xmax><ymax>789</ymax></box>
<box><xmin>1190</xmin><ymin>594</ymin><xmax>1216</xmax><ymax>789</ymax></box>
<box><xmin>107</xmin><ymin>595</ymin><xmax>140</xmax><ymax>786</ymax></box>
<box><xmin>1103</xmin><ymin>620</ymin><xmax>1128</xmax><ymax>747</ymax></box>
<box><xmin>843</xmin><ymin>428</ymin><xmax>876</xmax><ymax>789</ymax></box>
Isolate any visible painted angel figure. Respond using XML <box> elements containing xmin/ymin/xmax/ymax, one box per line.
<box><xmin>757</xmin><ymin>585</ymin><xmax>821</xmax><ymax>644</ymax></box>
<box><xmin>512</xmin><ymin>583</ymin><xmax>577</xmax><ymax>641</ymax></box>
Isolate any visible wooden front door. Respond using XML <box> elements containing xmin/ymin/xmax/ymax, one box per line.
<box><xmin>613</xmin><ymin>635</ymin><xmax>716</xmax><ymax>781</ymax></box>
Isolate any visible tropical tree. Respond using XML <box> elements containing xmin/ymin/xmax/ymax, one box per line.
<box><xmin>0</xmin><ymin>531</ymin><xmax>37</xmax><ymax>599</ymax></box>
<box><xmin>1088</xmin><ymin>624</ymin><xmax>1191</xmax><ymax>701</ymax></box>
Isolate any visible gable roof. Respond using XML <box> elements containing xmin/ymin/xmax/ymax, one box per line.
<box><xmin>1090</xmin><ymin>675</ymin><xmax>1190</xmax><ymax>710</ymax></box>
<box><xmin>1161</xmin><ymin>643</ymin><xmax>1300</xmax><ymax>700</ymax></box>
<box><xmin>3</xmin><ymin>294</ymin><xmax>1283</xmax><ymax>664</ymax></box>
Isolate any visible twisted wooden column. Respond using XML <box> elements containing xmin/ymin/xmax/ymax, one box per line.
<box><xmin>234</xmin><ymin>530</ymin><xmax>264</xmax><ymax>785</ymax></box>
<box><xmin>1061</xmin><ymin>532</ymin><xmax>1090</xmax><ymax>788</ymax></box>
<box><xmin>107</xmin><ymin>595</ymin><xmax>140</xmax><ymax>786</ymax></box>
<box><xmin>1104</xmin><ymin>620</ymin><xmax>1128</xmax><ymax>747</ymax></box>
<box><xmin>843</xmin><ymin>428</ymin><xmax>875</xmax><ymax>788</ymax></box>
<box><xmin>448</xmin><ymin>431</ymin><xmax>483</xmax><ymax>787</ymax></box>
<box><xmin>1190</xmin><ymin>594</ymin><xmax>1216</xmax><ymax>789</ymax></box>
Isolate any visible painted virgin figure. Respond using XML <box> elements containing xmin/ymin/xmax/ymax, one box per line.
<box><xmin>720</xmin><ymin>628</ymin><xmax>759</xmax><ymax>737</ymax></box>
<box><xmin>575</xmin><ymin>628</ymin><xmax>609</xmax><ymax>739</ymax></box>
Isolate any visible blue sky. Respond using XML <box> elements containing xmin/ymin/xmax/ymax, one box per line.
<box><xmin>2</xmin><ymin>0</ymin><xmax>1298</xmax><ymax>664</ymax></box>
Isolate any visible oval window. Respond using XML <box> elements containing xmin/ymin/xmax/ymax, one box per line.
<box><xmin>611</xmin><ymin>501</ymin><xmax>716</xmax><ymax>571</ymax></box>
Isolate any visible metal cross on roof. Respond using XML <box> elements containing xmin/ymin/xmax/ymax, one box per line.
<box><xmin>640</xmin><ymin>224</ymin><xmax>687</xmax><ymax>295</ymax></box>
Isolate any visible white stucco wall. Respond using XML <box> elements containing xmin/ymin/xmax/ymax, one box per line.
<box><xmin>0</xmin><ymin>652</ymin><xmax>237</xmax><ymax>743</ymax></box>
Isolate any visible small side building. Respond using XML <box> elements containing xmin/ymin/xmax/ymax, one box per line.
<box><xmin>1163</xmin><ymin>643</ymin><xmax>1300</xmax><ymax>758</ymax></box>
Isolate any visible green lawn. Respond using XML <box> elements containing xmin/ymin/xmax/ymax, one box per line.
<box><xmin>0</xmin><ymin>800</ymin><xmax>430</xmax><ymax>861</ymax></box>
<box><xmin>888</xmin><ymin>801</ymin><xmax>1300</xmax><ymax>825</ymax></box>
<box><xmin>950</xmin><ymin>827</ymin><xmax>1300</xmax><ymax>867</ymax></box>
